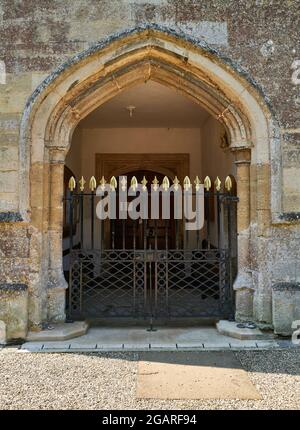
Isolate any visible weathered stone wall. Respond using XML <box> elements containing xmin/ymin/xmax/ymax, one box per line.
<box><xmin>0</xmin><ymin>1</ymin><xmax>299</xmax><ymax>337</ymax></box>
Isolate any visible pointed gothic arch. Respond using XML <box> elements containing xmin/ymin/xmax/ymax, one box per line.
<box><xmin>19</xmin><ymin>25</ymin><xmax>280</xmax><ymax>328</ymax></box>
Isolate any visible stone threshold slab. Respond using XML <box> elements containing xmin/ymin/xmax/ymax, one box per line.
<box><xmin>19</xmin><ymin>340</ymin><xmax>279</xmax><ymax>353</ymax></box>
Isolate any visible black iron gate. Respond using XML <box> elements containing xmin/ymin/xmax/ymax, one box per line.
<box><xmin>64</xmin><ymin>175</ymin><xmax>238</xmax><ymax>322</ymax></box>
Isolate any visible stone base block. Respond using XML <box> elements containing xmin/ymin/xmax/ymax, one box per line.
<box><xmin>26</xmin><ymin>321</ymin><xmax>88</xmax><ymax>341</ymax></box>
<box><xmin>216</xmin><ymin>320</ymin><xmax>264</xmax><ymax>340</ymax></box>
<box><xmin>235</xmin><ymin>287</ymin><xmax>254</xmax><ymax>321</ymax></box>
<box><xmin>47</xmin><ymin>287</ymin><xmax>66</xmax><ymax>322</ymax></box>
<box><xmin>0</xmin><ymin>320</ymin><xmax>6</xmax><ymax>344</ymax></box>
<box><xmin>272</xmin><ymin>283</ymin><xmax>300</xmax><ymax>336</ymax></box>
<box><xmin>0</xmin><ymin>284</ymin><xmax>28</xmax><ymax>340</ymax></box>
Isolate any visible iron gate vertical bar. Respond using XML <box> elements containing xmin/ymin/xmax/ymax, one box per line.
<box><xmin>149</xmin><ymin>258</ymin><xmax>153</xmax><ymax>321</ymax></box>
<box><xmin>227</xmin><ymin>194</ymin><xmax>233</xmax><ymax>315</ymax></box>
<box><xmin>133</xmin><ymin>219</ymin><xmax>136</xmax><ymax>250</ymax></box>
<box><xmin>80</xmin><ymin>260</ymin><xmax>83</xmax><ymax>314</ymax></box>
<box><xmin>205</xmin><ymin>191</ymin><xmax>211</xmax><ymax>249</ymax></box>
<box><xmin>175</xmin><ymin>219</ymin><xmax>179</xmax><ymax>249</ymax></box>
<box><xmin>143</xmin><ymin>219</ymin><xmax>147</xmax><ymax>316</ymax></box>
<box><xmin>80</xmin><ymin>191</ymin><xmax>84</xmax><ymax>248</ymax></box>
<box><xmin>165</xmin><ymin>219</ymin><xmax>169</xmax><ymax>315</ymax></box>
<box><xmin>196</xmin><ymin>215</ymin><xmax>200</xmax><ymax>249</ymax></box>
<box><xmin>154</xmin><ymin>219</ymin><xmax>158</xmax><ymax>312</ymax></box>
<box><xmin>133</xmin><ymin>219</ymin><xmax>136</xmax><ymax>313</ymax></box>
<box><xmin>133</xmin><ymin>253</ymin><xmax>136</xmax><ymax>315</ymax></box>
<box><xmin>165</xmin><ymin>219</ymin><xmax>169</xmax><ymax>250</ymax></box>
<box><xmin>216</xmin><ymin>191</ymin><xmax>221</xmax><ymax>249</ymax></box>
<box><xmin>217</xmin><ymin>191</ymin><xmax>223</xmax><ymax>314</ymax></box>
<box><xmin>90</xmin><ymin>191</ymin><xmax>95</xmax><ymax>249</ymax></box>
<box><xmin>143</xmin><ymin>219</ymin><xmax>147</xmax><ymax>250</ymax></box>
<box><xmin>111</xmin><ymin>219</ymin><xmax>115</xmax><ymax>249</ymax></box>
<box><xmin>69</xmin><ymin>191</ymin><xmax>74</xmax><ymax>251</ymax></box>
<box><xmin>68</xmin><ymin>263</ymin><xmax>73</xmax><ymax>319</ymax></box>
<box><xmin>68</xmin><ymin>191</ymin><xmax>74</xmax><ymax>320</ymax></box>
<box><xmin>122</xmin><ymin>219</ymin><xmax>126</xmax><ymax>249</ymax></box>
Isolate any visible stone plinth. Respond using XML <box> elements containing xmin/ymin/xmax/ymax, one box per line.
<box><xmin>0</xmin><ymin>284</ymin><xmax>28</xmax><ymax>340</ymax></box>
<box><xmin>0</xmin><ymin>320</ymin><xmax>6</xmax><ymax>344</ymax></box>
<box><xmin>272</xmin><ymin>283</ymin><xmax>300</xmax><ymax>336</ymax></box>
<box><xmin>216</xmin><ymin>320</ymin><xmax>264</xmax><ymax>340</ymax></box>
<box><xmin>26</xmin><ymin>321</ymin><xmax>88</xmax><ymax>341</ymax></box>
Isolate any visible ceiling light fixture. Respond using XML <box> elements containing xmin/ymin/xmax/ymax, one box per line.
<box><xmin>126</xmin><ymin>105</ymin><xmax>136</xmax><ymax>118</ymax></box>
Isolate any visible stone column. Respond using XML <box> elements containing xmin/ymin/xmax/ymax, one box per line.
<box><xmin>47</xmin><ymin>147</ymin><xmax>67</xmax><ymax>322</ymax></box>
<box><xmin>233</xmin><ymin>148</ymin><xmax>254</xmax><ymax>321</ymax></box>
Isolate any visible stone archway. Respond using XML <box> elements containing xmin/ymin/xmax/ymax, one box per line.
<box><xmin>19</xmin><ymin>25</ymin><xmax>280</xmax><ymax>329</ymax></box>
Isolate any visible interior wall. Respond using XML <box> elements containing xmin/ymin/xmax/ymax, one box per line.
<box><xmin>201</xmin><ymin>115</ymin><xmax>236</xmax><ymax>246</ymax></box>
<box><xmin>65</xmin><ymin>117</ymin><xmax>235</xmax><ymax>249</ymax></box>
<box><xmin>201</xmin><ymin>116</ymin><xmax>235</xmax><ymax>180</ymax></box>
<box><xmin>67</xmin><ymin>127</ymin><xmax>202</xmax><ymax>181</ymax></box>
<box><xmin>66</xmin><ymin>127</ymin><xmax>82</xmax><ymax>178</ymax></box>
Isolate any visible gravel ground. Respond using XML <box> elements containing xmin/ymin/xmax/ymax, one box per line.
<box><xmin>0</xmin><ymin>349</ymin><xmax>299</xmax><ymax>410</ymax></box>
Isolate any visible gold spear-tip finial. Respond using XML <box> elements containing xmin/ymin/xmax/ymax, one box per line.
<box><xmin>194</xmin><ymin>176</ymin><xmax>201</xmax><ymax>192</ymax></box>
<box><xmin>68</xmin><ymin>176</ymin><xmax>76</xmax><ymax>191</ymax></box>
<box><xmin>225</xmin><ymin>175</ymin><xmax>233</xmax><ymax>192</ymax></box>
<box><xmin>162</xmin><ymin>176</ymin><xmax>170</xmax><ymax>191</ymax></box>
<box><xmin>141</xmin><ymin>176</ymin><xmax>148</xmax><ymax>191</ymax></box>
<box><xmin>110</xmin><ymin>176</ymin><xmax>117</xmax><ymax>191</ymax></box>
<box><xmin>89</xmin><ymin>176</ymin><xmax>97</xmax><ymax>191</ymax></box>
<box><xmin>214</xmin><ymin>176</ymin><xmax>222</xmax><ymax>192</ymax></box>
<box><xmin>131</xmin><ymin>176</ymin><xmax>138</xmax><ymax>191</ymax></box>
<box><xmin>79</xmin><ymin>176</ymin><xmax>86</xmax><ymax>192</ymax></box>
<box><xmin>173</xmin><ymin>176</ymin><xmax>180</xmax><ymax>191</ymax></box>
<box><xmin>120</xmin><ymin>176</ymin><xmax>127</xmax><ymax>191</ymax></box>
<box><xmin>183</xmin><ymin>176</ymin><xmax>191</xmax><ymax>191</ymax></box>
<box><xmin>152</xmin><ymin>176</ymin><xmax>159</xmax><ymax>191</ymax></box>
<box><xmin>100</xmin><ymin>176</ymin><xmax>106</xmax><ymax>190</ymax></box>
<box><xmin>204</xmin><ymin>176</ymin><xmax>212</xmax><ymax>191</ymax></box>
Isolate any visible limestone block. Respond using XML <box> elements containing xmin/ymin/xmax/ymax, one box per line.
<box><xmin>0</xmin><ymin>284</ymin><xmax>28</xmax><ymax>340</ymax></box>
<box><xmin>235</xmin><ymin>286</ymin><xmax>254</xmax><ymax>321</ymax></box>
<box><xmin>0</xmin><ymin>146</ymin><xmax>18</xmax><ymax>170</ymax></box>
<box><xmin>47</xmin><ymin>287</ymin><xmax>66</xmax><ymax>322</ymax></box>
<box><xmin>272</xmin><ymin>283</ymin><xmax>300</xmax><ymax>336</ymax></box>
<box><xmin>0</xmin><ymin>170</ymin><xmax>18</xmax><ymax>193</ymax></box>
<box><xmin>0</xmin><ymin>320</ymin><xmax>6</xmax><ymax>344</ymax></box>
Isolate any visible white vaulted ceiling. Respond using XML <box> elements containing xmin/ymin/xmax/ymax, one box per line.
<box><xmin>79</xmin><ymin>80</ymin><xmax>210</xmax><ymax>128</ymax></box>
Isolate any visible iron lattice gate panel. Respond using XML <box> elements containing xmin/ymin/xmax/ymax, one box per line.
<box><xmin>69</xmin><ymin>248</ymin><xmax>232</xmax><ymax>320</ymax></box>
<box><xmin>65</xmin><ymin>174</ymin><xmax>237</xmax><ymax>322</ymax></box>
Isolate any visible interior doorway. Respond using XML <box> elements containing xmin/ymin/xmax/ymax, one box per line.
<box><xmin>112</xmin><ymin>170</ymin><xmax>176</xmax><ymax>250</ymax></box>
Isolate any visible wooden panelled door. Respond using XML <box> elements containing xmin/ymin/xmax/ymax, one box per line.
<box><xmin>112</xmin><ymin>170</ymin><xmax>177</xmax><ymax>250</ymax></box>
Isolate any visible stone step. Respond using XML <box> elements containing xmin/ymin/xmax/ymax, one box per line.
<box><xmin>216</xmin><ymin>320</ymin><xmax>265</xmax><ymax>340</ymax></box>
<box><xmin>26</xmin><ymin>321</ymin><xmax>89</xmax><ymax>341</ymax></box>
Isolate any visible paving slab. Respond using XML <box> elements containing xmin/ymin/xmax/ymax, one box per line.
<box><xmin>150</xmin><ymin>343</ymin><xmax>177</xmax><ymax>350</ymax></box>
<box><xmin>20</xmin><ymin>342</ymin><xmax>44</xmax><ymax>352</ymax></box>
<box><xmin>229</xmin><ymin>340</ymin><xmax>258</xmax><ymax>348</ymax></box>
<box><xmin>255</xmin><ymin>340</ymin><xmax>279</xmax><ymax>349</ymax></box>
<box><xmin>96</xmin><ymin>344</ymin><xmax>124</xmax><ymax>350</ymax></box>
<box><xmin>177</xmin><ymin>343</ymin><xmax>204</xmax><ymax>350</ymax></box>
<box><xmin>136</xmin><ymin>351</ymin><xmax>262</xmax><ymax>400</ymax></box>
<box><xmin>203</xmin><ymin>342</ymin><xmax>231</xmax><ymax>349</ymax></box>
<box><xmin>123</xmin><ymin>344</ymin><xmax>150</xmax><ymax>350</ymax></box>
<box><xmin>69</xmin><ymin>343</ymin><xmax>97</xmax><ymax>350</ymax></box>
<box><xmin>42</xmin><ymin>342</ymin><xmax>71</xmax><ymax>350</ymax></box>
